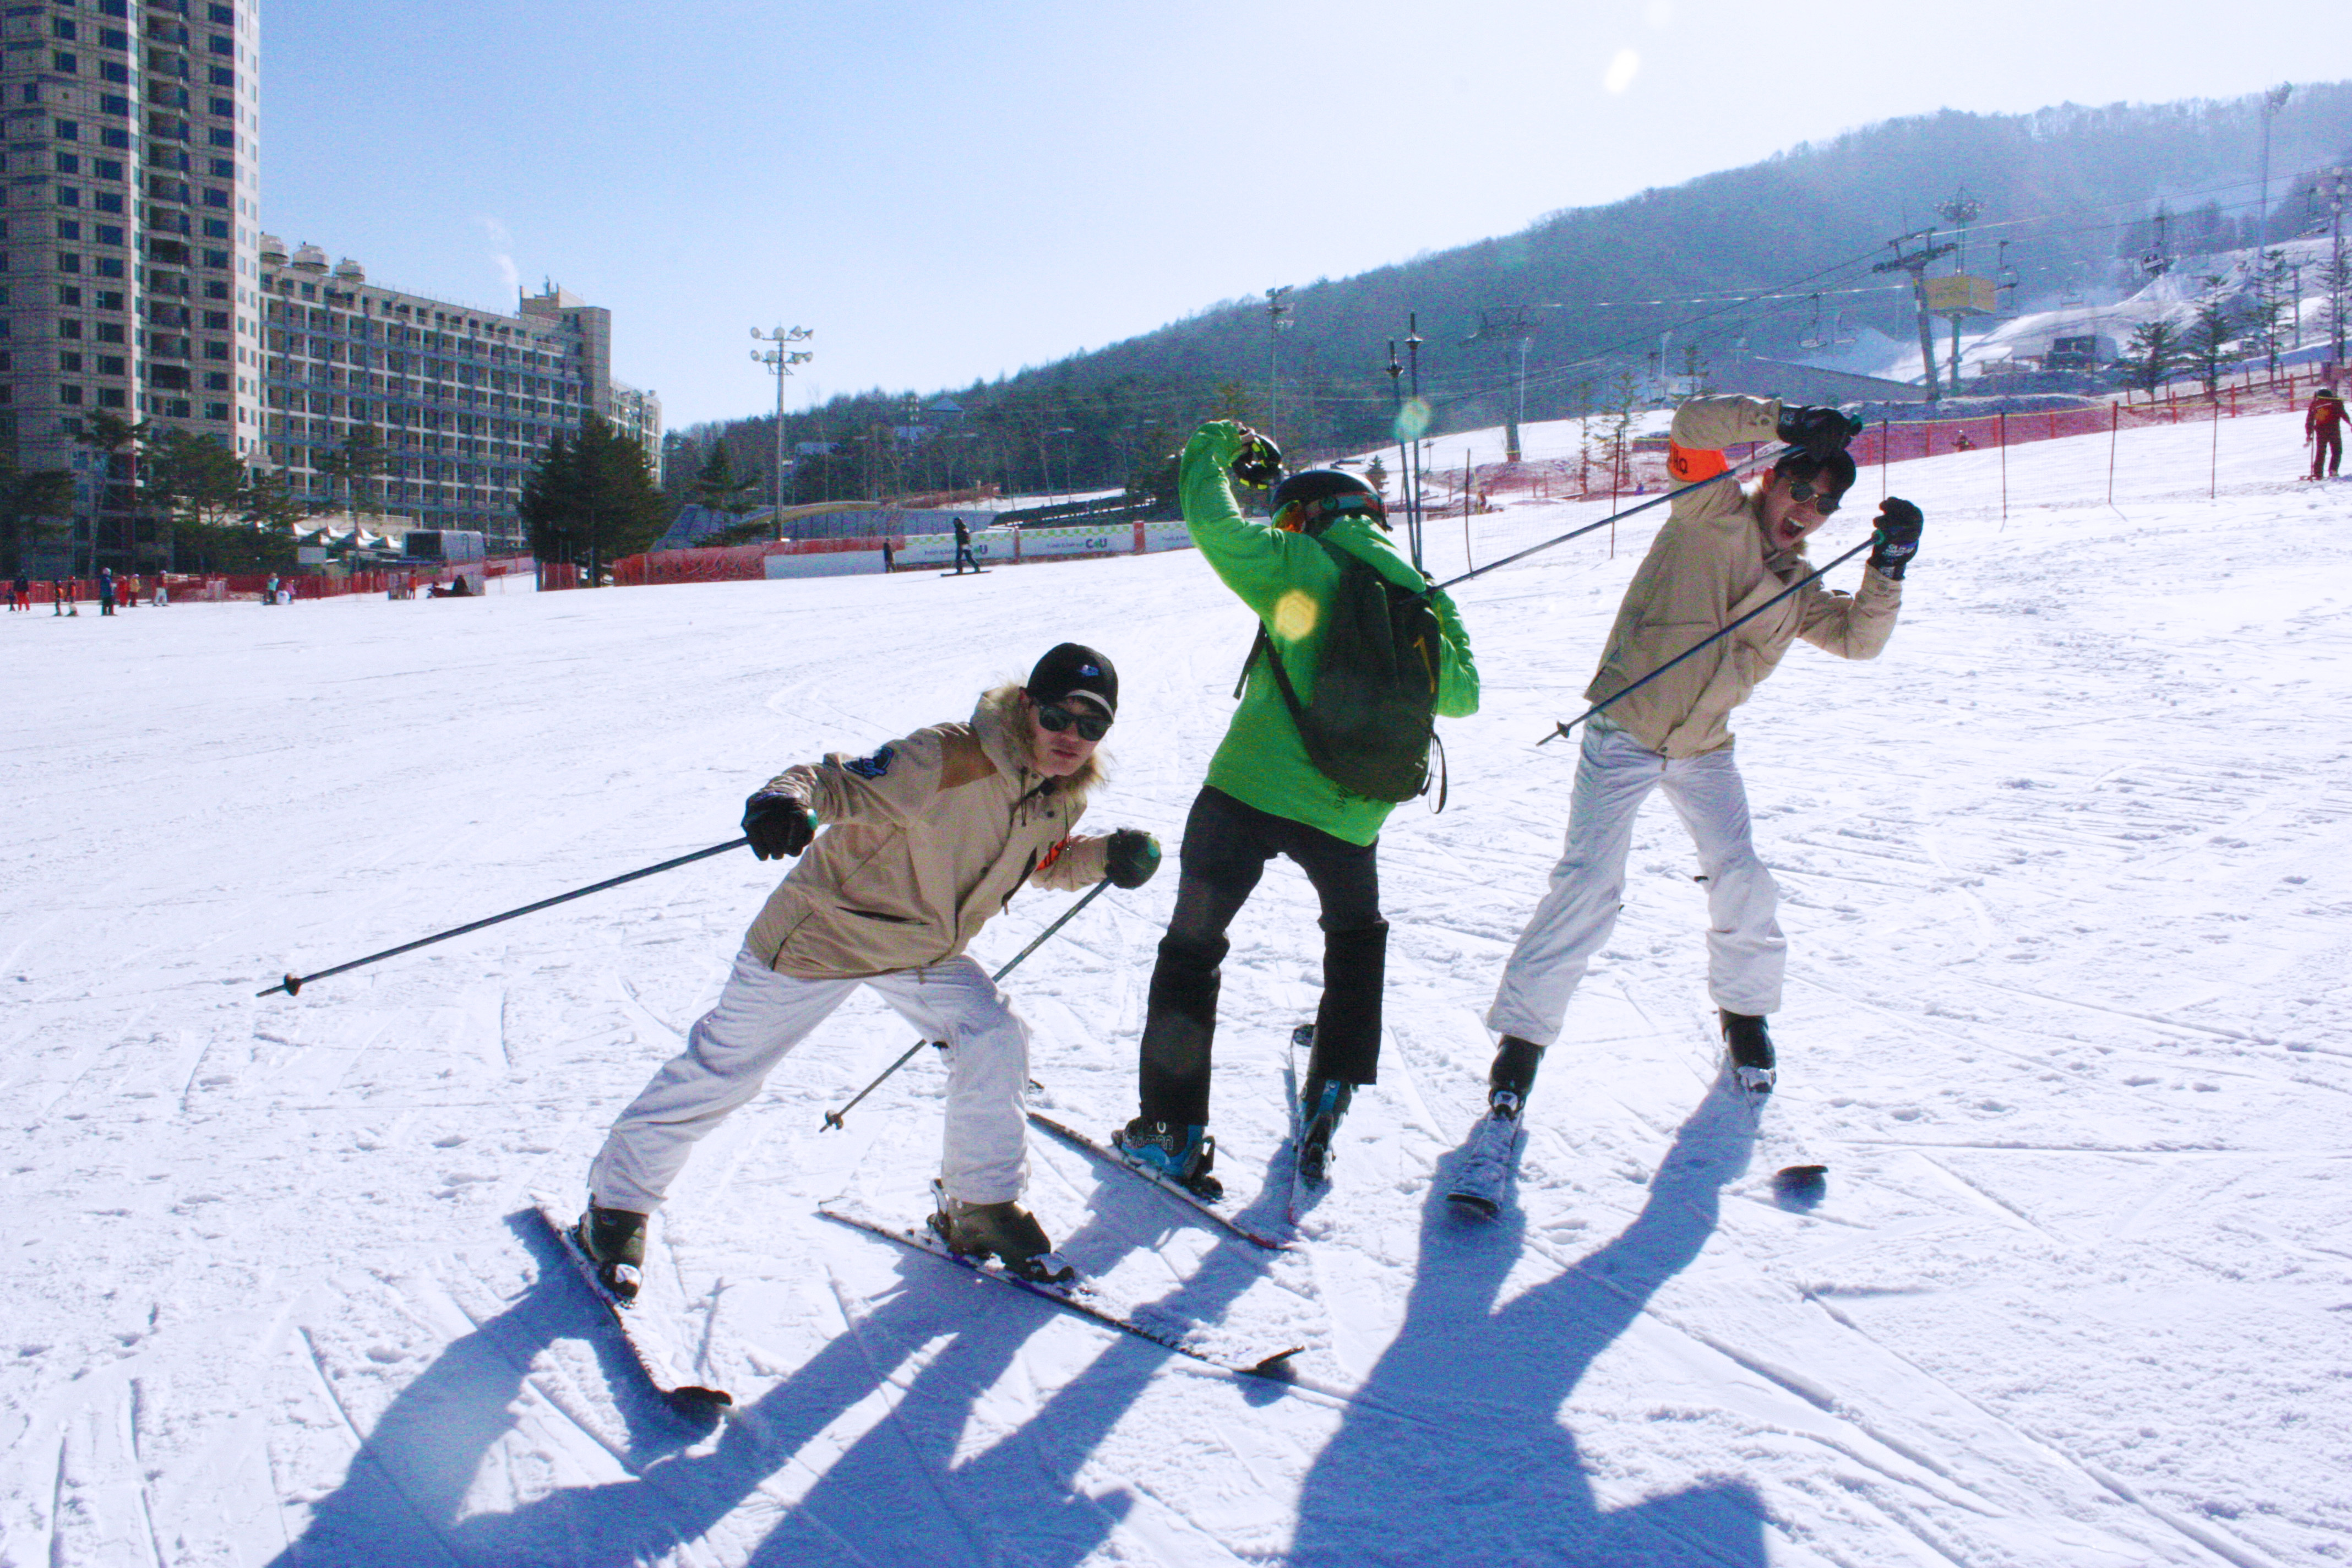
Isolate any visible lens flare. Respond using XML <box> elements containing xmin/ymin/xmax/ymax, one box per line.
<box><xmin>1392</xmin><ymin>398</ymin><xmax>1431</xmax><ymax>442</ymax></box>
<box><xmin>1603</xmin><ymin>48</ymin><xmax>1639</xmax><ymax>94</ymax></box>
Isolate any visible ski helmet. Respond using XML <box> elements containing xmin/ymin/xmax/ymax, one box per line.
<box><xmin>1271</xmin><ymin>469</ymin><xmax>1386</xmax><ymax>533</ymax></box>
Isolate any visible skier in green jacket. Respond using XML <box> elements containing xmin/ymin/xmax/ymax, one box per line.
<box><xmin>1116</xmin><ymin>419</ymin><xmax>1479</xmax><ymax>1190</ymax></box>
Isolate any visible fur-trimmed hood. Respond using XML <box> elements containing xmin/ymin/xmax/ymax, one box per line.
<box><xmin>976</xmin><ymin>682</ymin><xmax>1103</xmax><ymax>810</ymax></box>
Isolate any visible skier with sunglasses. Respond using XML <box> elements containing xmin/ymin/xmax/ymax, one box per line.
<box><xmin>1457</xmin><ymin>396</ymin><xmax>1920</xmax><ymax>1199</ymax></box>
<box><xmin>1114</xmin><ymin>420</ymin><xmax>1479</xmax><ymax>1197</ymax></box>
<box><xmin>574</xmin><ymin>644</ymin><xmax>1162</xmax><ymax>1288</ymax></box>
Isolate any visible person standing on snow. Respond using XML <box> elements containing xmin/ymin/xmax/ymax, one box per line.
<box><xmin>1115</xmin><ymin>421</ymin><xmax>1478</xmax><ymax>1194</ymax></box>
<box><xmin>2306</xmin><ymin>387</ymin><xmax>2346</xmax><ymax>480</ymax></box>
<box><xmin>1469</xmin><ymin>396</ymin><xmax>1920</xmax><ymax>1147</ymax></box>
<box><xmin>951</xmin><ymin>517</ymin><xmax>979</xmax><ymax>575</ymax></box>
<box><xmin>579</xmin><ymin>644</ymin><xmax>1163</xmax><ymax>1290</ymax></box>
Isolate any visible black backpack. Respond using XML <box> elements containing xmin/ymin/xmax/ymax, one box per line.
<box><xmin>1237</xmin><ymin>536</ymin><xmax>1447</xmax><ymax>804</ymax></box>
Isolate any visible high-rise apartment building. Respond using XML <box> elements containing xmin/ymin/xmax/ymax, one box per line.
<box><xmin>0</xmin><ymin>0</ymin><xmax>264</xmax><ymax>570</ymax></box>
<box><xmin>1</xmin><ymin>0</ymin><xmax>656</xmax><ymax>569</ymax></box>
<box><xmin>255</xmin><ymin>247</ymin><xmax>660</xmax><ymax>552</ymax></box>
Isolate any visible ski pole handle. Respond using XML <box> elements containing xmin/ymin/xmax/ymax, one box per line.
<box><xmin>1539</xmin><ymin>535</ymin><xmax>1879</xmax><ymax>747</ymax></box>
<box><xmin>258</xmin><ymin>837</ymin><xmax>753</xmax><ymax>998</ymax></box>
<box><xmin>821</xmin><ymin>879</ymin><xmax>1113</xmax><ymax>1131</ymax></box>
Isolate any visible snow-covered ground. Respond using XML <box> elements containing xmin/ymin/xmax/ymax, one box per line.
<box><xmin>4</xmin><ymin>409</ymin><xmax>2348</xmax><ymax>1567</ymax></box>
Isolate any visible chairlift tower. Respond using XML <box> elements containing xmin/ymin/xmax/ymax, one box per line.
<box><xmin>1873</xmin><ymin>232</ymin><xmax>1958</xmax><ymax>401</ymax></box>
<box><xmin>1469</xmin><ymin>304</ymin><xmax>1554</xmax><ymax>459</ymax></box>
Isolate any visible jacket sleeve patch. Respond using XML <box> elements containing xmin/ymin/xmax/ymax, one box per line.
<box><xmin>843</xmin><ymin>745</ymin><xmax>896</xmax><ymax>780</ymax></box>
<box><xmin>1667</xmin><ymin>441</ymin><xmax>1730</xmax><ymax>483</ymax></box>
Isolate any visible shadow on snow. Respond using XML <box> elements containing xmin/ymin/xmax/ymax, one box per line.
<box><xmin>272</xmin><ymin>1086</ymin><xmax>1764</xmax><ymax>1566</ymax></box>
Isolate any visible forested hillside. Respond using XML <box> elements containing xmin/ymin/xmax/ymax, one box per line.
<box><xmin>670</xmin><ymin>85</ymin><xmax>2352</xmax><ymax>510</ymax></box>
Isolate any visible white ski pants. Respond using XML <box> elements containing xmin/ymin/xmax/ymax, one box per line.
<box><xmin>589</xmin><ymin>946</ymin><xmax>1033</xmax><ymax>1212</ymax></box>
<box><xmin>1487</xmin><ymin>722</ymin><xmax>1785</xmax><ymax>1046</ymax></box>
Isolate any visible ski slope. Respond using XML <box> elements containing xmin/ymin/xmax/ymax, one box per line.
<box><xmin>3</xmin><ymin>409</ymin><xmax>2347</xmax><ymax>1567</ymax></box>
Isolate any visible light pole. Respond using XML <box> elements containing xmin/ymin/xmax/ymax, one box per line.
<box><xmin>2260</xmin><ymin>84</ymin><xmax>2293</xmax><ymax>246</ymax></box>
<box><xmin>750</xmin><ymin>324</ymin><xmax>813</xmax><ymax>536</ymax></box>
<box><xmin>1265</xmin><ymin>285</ymin><xmax>1293</xmax><ymax>447</ymax></box>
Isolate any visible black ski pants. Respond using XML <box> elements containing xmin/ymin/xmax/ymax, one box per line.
<box><xmin>1137</xmin><ymin>786</ymin><xmax>1386</xmax><ymax>1126</ymax></box>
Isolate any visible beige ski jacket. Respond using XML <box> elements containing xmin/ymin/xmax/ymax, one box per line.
<box><xmin>743</xmin><ymin>685</ymin><xmax>1112</xmax><ymax>979</ymax></box>
<box><xmin>1585</xmin><ymin>395</ymin><xmax>1902</xmax><ymax>758</ymax></box>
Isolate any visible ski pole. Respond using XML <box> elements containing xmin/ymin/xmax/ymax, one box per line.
<box><xmin>1538</xmin><ymin>534</ymin><xmax>1882</xmax><ymax>747</ymax></box>
<box><xmin>257</xmin><ymin>837</ymin><xmax>752</xmax><ymax>998</ymax></box>
<box><xmin>1429</xmin><ymin>445</ymin><xmax>1782</xmax><ymax>594</ymax></box>
<box><xmin>822</xmin><ymin>878</ymin><xmax>1113</xmax><ymax>1131</ymax></box>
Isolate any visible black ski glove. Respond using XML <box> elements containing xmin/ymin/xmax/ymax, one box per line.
<box><xmin>1869</xmin><ymin>498</ymin><xmax>1924</xmax><ymax>580</ymax></box>
<box><xmin>1103</xmin><ymin>829</ymin><xmax>1162</xmax><ymax>889</ymax></box>
<box><xmin>743</xmin><ymin>791</ymin><xmax>818</xmax><ymax>860</ymax></box>
<box><xmin>1776</xmin><ymin>404</ymin><xmax>1863</xmax><ymax>460</ymax></box>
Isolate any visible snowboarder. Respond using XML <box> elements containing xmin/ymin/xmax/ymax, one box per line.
<box><xmin>1116</xmin><ymin>421</ymin><xmax>1478</xmax><ymax>1193</ymax></box>
<box><xmin>1473</xmin><ymin>397</ymin><xmax>1919</xmax><ymax>1141</ymax></box>
<box><xmin>2306</xmin><ymin>387</ymin><xmax>2346</xmax><ymax>480</ymax></box>
<box><xmin>579</xmin><ymin>644</ymin><xmax>1162</xmax><ymax>1290</ymax></box>
<box><xmin>951</xmin><ymin>517</ymin><xmax>979</xmax><ymax>575</ymax></box>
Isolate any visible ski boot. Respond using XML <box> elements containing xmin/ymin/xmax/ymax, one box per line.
<box><xmin>1113</xmin><ymin>1118</ymin><xmax>1222</xmax><ymax>1200</ymax></box>
<box><xmin>928</xmin><ymin>1188</ymin><xmax>1075</xmax><ymax>1284</ymax></box>
<box><xmin>1296</xmin><ymin>1076</ymin><xmax>1354</xmax><ymax>1185</ymax></box>
<box><xmin>576</xmin><ymin>1204</ymin><xmax>647</xmax><ymax>1303</ymax></box>
<box><xmin>1721</xmin><ymin>1010</ymin><xmax>1776</xmax><ymax>1095</ymax></box>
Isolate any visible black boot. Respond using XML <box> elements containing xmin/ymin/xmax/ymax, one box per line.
<box><xmin>1489</xmin><ymin>1034</ymin><xmax>1547</xmax><ymax>1114</ymax></box>
<box><xmin>929</xmin><ymin>1189</ymin><xmax>1074</xmax><ymax>1283</ymax></box>
<box><xmin>1721</xmin><ymin>1010</ymin><xmax>1776</xmax><ymax>1094</ymax></box>
<box><xmin>576</xmin><ymin>1204</ymin><xmax>647</xmax><ymax>1302</ymax></box>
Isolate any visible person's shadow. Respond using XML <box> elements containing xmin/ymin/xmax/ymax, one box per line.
<box><xmin>271</xmin><ymin>1186</ymin><xmax>1291</xmax><ymax>1567</ymax></box>
<box><xmin>1289</xmin><ymin>1082</ymin><xmax>1771</xmax><ymax>1566</ymax></box>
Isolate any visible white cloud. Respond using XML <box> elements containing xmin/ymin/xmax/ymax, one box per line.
<box><xmin>478</xmin><ymin>215</ymin><xmax>520</xmax><ymax>297</ymax></box>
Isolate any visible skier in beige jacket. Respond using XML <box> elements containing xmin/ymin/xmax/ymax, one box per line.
<box><xmin>1478</xmin><ymin>394</ymin><xmax>1921</xmax><ymax>1130</ymax></box>
<box><xmin>580</xmin><ymin>644</ymin><xmax>1163</xmax><ymax>1287</ymax></box>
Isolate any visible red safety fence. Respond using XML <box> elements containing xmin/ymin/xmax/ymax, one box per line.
<box><xmin>12</xmin><ymin>554</ymin><xmax>535</xmax><ymax>606</ymax></box>
<box><xmin>612</xmin><ymin>536</ymin><xmax>881</xmax><ymax>587</ymax></box>
<box><xmin>1427</xmin><ymin>362</ymin><xmax>2340</xmax><ymax>511</ymax></box>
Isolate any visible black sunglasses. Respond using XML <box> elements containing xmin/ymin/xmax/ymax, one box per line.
<box><xmin>1037</xmin><ymin>701</ymin><xmax>1111</xmax><ymax>742</ymax></box>
<box><xmin>1788</xmin><ymin>477</ymin><xmax>1842</xmax><ymax>515</ymax></box>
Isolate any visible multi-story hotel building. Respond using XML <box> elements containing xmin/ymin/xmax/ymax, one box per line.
<box><xmin>0</xmin><ymin>0</ymin><xmax>656</xmax><ymax>567</ymax></box>
<box><xmin>0</xmin><ymin>0</ymin><xmax>264</xmax><ymax>569</ymax></box>
<box><xmin>255</xmin><ymin>243</ymin><xmax>661</xmax><ymax>552</ymax></box>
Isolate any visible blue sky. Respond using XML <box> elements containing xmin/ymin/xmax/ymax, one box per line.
<box><xmin>263</xmin><ymin>2</ymin><xmax>2352</xmax><ymax>430</ymax></box>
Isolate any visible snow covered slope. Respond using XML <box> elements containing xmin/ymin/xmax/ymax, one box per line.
<box><xmin>3</xmin><ymin>410</ymin><xmax>2346</xmax><ymax>1567</ymax></box>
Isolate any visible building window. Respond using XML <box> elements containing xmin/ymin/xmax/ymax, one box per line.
<box><xmin>57</xmin><ymin>252</ymin><xmax>79</xmax><ymax>273</ymax></box>
<box><xmin>207</xmin><ymin>96</ymin><xmax>229</xmax><ymax>116</ymax></box>
<box><xmin>101</xmin><ymin>128</ymin><xmax>128</xmax><ymax>149</ymax></box>
<box><xmin>59</xmin><ymin>383</ymin><xmax>83</xmax><ymax>404</ymax></box>
<box><xmin>93</xmin><ymin>256</ymin><xmax>122</xmax><ymax>277</ymax></box>
<box><xmin>98</xmin><ymin>354</ymin><xmax>122</xmax><ymax>373</ymax></box>
<box><xmin>56</xmin><ymin>184</ymin><xmax>80</xmax><ymax>206</ymax></box>
<box><xmin>52</xmin><ymin>119</ymin><xmax>78</xmax><ymax>140</ymax></box>
<box><xmin>207</xmin><ymin>127</ymin><xmax>233</xmax><ymax>148</ymax></box>
<box><xmin>60</xmin><ymin>352</ymin><xmax>82</xmax><ymax>371</ymax></box>
<box><xmin>203</xmin><ymin>400</ymin><xmax>226</xmax><ymax>420</ymax></box>
<box><xmin>51</xmin><ymin>51</ymin><xmax>76</xmax><ymax>73</ymax></box>
<box><xmin>94</xmin><ymin>192</ymin><xmax>123</xmax><ymax>214</ymax></box>
<box><xmin>97</xmin><ymin>386</ymin><xmax>124</xmax><ymax>407</ymax></box>
<box><xmin>55</xmin><ymin>219</ymin><xmax>80</xmax><ymax>239</ymax></box>
<box><xmin>58</xmin><ymin>318</ymin><xmax>80</xmax><ymax>338</ymax></box>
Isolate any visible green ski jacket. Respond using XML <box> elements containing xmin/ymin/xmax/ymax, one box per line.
<box><xmin>1180</xmin><ymin>421</ymin><xmax>1480</xmax><ymax>845</ymax></box>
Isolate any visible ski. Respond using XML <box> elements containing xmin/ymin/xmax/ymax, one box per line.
<box><xmin>1445</xmin><ymin>1099</ymin><xmax>1526</xmax><ymax>1218</ymax></box>
<box><xmin>1026</xmin><ymin>1110</ymin><xmax>1288</xmax><ymax>1251</ymax></box>
<box><xmin>530</xmin><ymin>1196</ymin><xmax>734</xmax><ymax>1416</ymax></box>
<box><xmin>818</xmin><ymin>1208</ymin><xmax>1302</xmax><ymax>1380</ymax></box>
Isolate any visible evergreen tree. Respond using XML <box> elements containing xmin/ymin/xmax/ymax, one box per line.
<box><xmin>315</xmin><ymin>427</ymin><xmax>386</xmax><ymax>517</ymax></box>
<box><xmin>689</xmin><ymin>440</ymin><xmax>759</xmax><ymax>516</ymax></box>
<box><xmin>2183</xmin><ymin>281</ymin><xmax>2237</xmax><ymax>395</ymax></box>
<box><xmin>2117</xmin><ymin>319</ymin><xmax>2187</xmax><ymax>399</ymax></box>
<box><xmin>520</xmin><ymin>416</ymin><xmax>667</xmax><ymax>585</ymax></box>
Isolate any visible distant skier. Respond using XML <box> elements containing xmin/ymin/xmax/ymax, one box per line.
<box><xmin>1115</xmin><ymin>421</ymin><xmax>1478</xmax><ymax>1194</ymax></box>
<box><xmin>951</xmin><ymin>517</ymin><xmax>979</xmax><ymax>575</ymax></box>
<box><xmin>1460</xmin><ymin>396</ymin><xmax>1920</xmax><ymax>1190</ymax></box>
<box><xmin>98</xmin><ymin>567</ymin><xmax>116</xmax><ymax>617</ymax></box>
<box><xmin>9</xmin><ymin>572</ymin><xmax>28</xmax><ymax>612</ymax></box>
<box><xmin>2306</xmin><ymin>387</ymin><xmax>2346</xmax><ymax>480</ymax></box>
<box><xmin>579</xmin><ymin>644</ymin><xmax>1162</xmax><ymax>1291</ymax></box>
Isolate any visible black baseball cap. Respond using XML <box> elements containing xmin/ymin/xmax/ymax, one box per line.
<box><xmin>1027</xmin><ymin>643</ymin><xmax>1117</xmax><ymax>716</ymax></box>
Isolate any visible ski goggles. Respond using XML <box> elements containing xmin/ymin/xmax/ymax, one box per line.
<box><xmin>1787</xmin><ymin>477</ymin><xmax>1843</xmax><ymax>515</ymax></box>
<box><xmin>1037</xmin><ymin>701</ymin><xmax>1112</xmax><ymax>742</ymax></box>
<box><xmin>1276</xmin><ymin>492</ymin><xmax>1389</xmax><ymax>534</ymax></box>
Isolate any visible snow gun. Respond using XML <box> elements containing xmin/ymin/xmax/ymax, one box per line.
<box><xmin>255</xmin><ymin>837</ymin><xmax>752</xmax><ymax>998</ymax></box>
